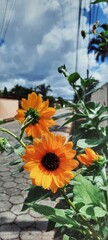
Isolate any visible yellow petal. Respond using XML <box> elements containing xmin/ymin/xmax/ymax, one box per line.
<box><xmin>42</xmin><ymin>174</ymin><xmax>52</xmax><ymax>189</ymax></box>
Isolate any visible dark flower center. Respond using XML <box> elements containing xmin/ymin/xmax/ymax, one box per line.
<box><xmin>25</xmin><ymin>108</ymin><xmax>40</xmax><ymax>125</ymax></box>
<box><xmin>42</xmin><ymin>152</ymin><xmax>60</xmax><ymax>171</ymax></box>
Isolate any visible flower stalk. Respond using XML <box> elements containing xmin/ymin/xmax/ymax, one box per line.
<box><xmin>60</xmin><ymin>189</ymin><xmax>101</xmax><ymax>240</ymax></box>
<box><xmin>0</xmin><ymin>127</ymin><xmax>25</xmax><ymax>148</ymax></box>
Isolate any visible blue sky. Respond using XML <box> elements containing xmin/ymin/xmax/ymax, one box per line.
<box><xmin>0</xmin><ymin>0</ymin><xmax>108</xmax><ymax>99</ymax></box>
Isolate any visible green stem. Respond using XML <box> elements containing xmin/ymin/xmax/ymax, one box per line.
<box><xmin>20</xmin><ymin>117</ymin><xmax>34</xmax><ymax>140</ymax></box>
<box><xmin>0</xmin><ymin>127</ymin><xmax>25</xmax><ymax>148</ymax></box>
<box><xmin>75</xmin><ymin>167</ymin><xmax>87</xmax><ymax>177</ymax></box>
<box><xmin>101</xmin><ymin>166</ymin><xmax>108</xmax><ymax>225</ymax></box>
<box><xmin>60</xmin><ymin>189</ymin><xmax>101</xmax><ymax>240</ymax></box>
<box><xmin>98</xmin><ymin>218</ymin><xmax>104</xmax><ymax>238</ymax></box>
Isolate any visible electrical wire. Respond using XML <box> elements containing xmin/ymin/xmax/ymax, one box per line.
<box><xmin>75</xmin><ymin>0</ymin><xmax>82</xmax><ymax>72</ymax></box>
<box><xmin>3</xmin><ymin>0</ymin><xmax>16</xmax><ymax>39</ymax></box>
<box><xmin>0</xmin><ymin>0</ymin><xmax>16</xmax><ymax>43</ymax></box>
<box><xmin>0</xmin><ymin>0</ymin><xmax>9</xmax><ymax>38</ymax></box>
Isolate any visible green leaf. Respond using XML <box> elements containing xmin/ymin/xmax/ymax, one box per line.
<box><xmin>14</xmin><ymin>145</ymin><xmax>24</xmax><ymax>156</ymax></box>
<box><xmin>77</xmin><ymin>138</ymin><xmax>103</xmax><ymax>148</ymax></box>
<box><xmin>53</xmin><ymin>112</ymin><xmax>73</xmax><ymax>120</ymax></box>
<box><xmin>4</xmin><ymin>158</ymin><xmax>22</xmax><ymax>166</ymax></box>
<box><xmin>73</xmin><ymin>175</ymin><xmax>104</xmax><ymax>206</ymax></box>
<box><xmin>100</xmin><ymin>24</ymin><xmax>108</xmax><ymax>31</ymax></box>
<box><xmin>22</xmin><ymin>186</ymin><xmax>53</xmax><ymax>211</ymax></box>
<box><xmin>94</xmin><ymin>206</ymin><xmax>107</xmax><ymax>217</ymax></box>
<box><xmin>91</xmin><ymin>0</ymin><xmax>108</xmax><ymax>3</ymax></box>
<box><xmin>80</xmin><ymin>205</ymin><xmax>106</xmax><ymax>218</ymax></box>
<box><xmin>63</xmin><ymin>235</ymin><xmax>72</xmax><ymax>240</ymax></box>
<box><xmin>68</xmin><ymin>72</ymin><xmax>80</xmax><ymax>84</ymax></box>
<box><xmin>79</xmin><ymin>205</ymin><xmax>94</xmax><ymax>218</ymax></box>
<box><xmin>28</xmin><ymin>203</ymin><xmax>79</xmax><ymax>228</ymax></box>
<box><xmin>12</xmin><ymin>165</ymin><xmax>24</xmax><ymax>174</ymax></box>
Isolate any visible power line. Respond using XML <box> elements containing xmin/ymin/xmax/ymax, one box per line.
<box><xmin>0</xmin><ymin>0</ymin><xmax>16</xmax><ymax>44</ymax></box>
<box><xmin>75</xmin><ymin>0</ymin><xmax>82</xmax><ymax>72</ymax></box>
<box><xmin>0</xmin><ymin>0</ymin><xmax>9</xmax><ymax>38</ymax></box>
<box><xmin>3</xmin><ymin>0</ymin><xmax>16</xmax><ymax>39</ymax></box>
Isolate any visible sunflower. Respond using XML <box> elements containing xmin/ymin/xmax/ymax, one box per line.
<box><xmin>22</xmin><ymin>132</ymin><xmax>79</xmax><ymax>193</ymax></box>
<box><xmin>77</xmin><ymin>148</ymin><xmax>99</xmax><ymax>167</ymax></box>
<box><xmin>15</xmin><ymin>92</ymin><xmax>56</xmax><ymax>138</ymax></box>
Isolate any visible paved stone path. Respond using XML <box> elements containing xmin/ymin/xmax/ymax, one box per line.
<box><xmin>0</xmin><ymin>108</ymin><xmax>71</xmax><ymax>240</ymax></box>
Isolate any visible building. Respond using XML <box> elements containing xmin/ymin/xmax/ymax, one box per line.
<box><xmin>91</xmin><ymin>82</ymin><xmax>108</xmax><ymax>126</ymax></box>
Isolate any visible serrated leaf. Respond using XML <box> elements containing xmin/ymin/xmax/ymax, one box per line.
<box><xmin>77</xmin><ymin>138</ymin><xmax>102</xmax><ymax>148</ymax></box>
<box><xmin>4</xmin><ymin>158</ymin><xmax>22</xmax><ymax>166</ymax></box>
<box><xmin>73</xmin><ymin>175</ymin><xmax>104</xmax><ymax>206</ymax></box>
<box><xmin>79</xmin><ymin>205</ymin><xmax>94</xmax><ymax>218</ymax></box>
<box><xmin>80</xmin><ymin>204</ymin><xmax>106</xmax><ymax>218</ymax></box>
<box><xmin>27</xmin><ymin>203</ymin><xmax>79</xmax><ymax>228</ymax></box>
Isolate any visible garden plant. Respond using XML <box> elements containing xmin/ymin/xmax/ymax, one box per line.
<box><xmin>0</xmin><ymin>69</ymin><xmax>108</xmax><ymax>240</ymax></box>
<box><xmin>0</xmin><ymin>0</ymin><xmax>108</xmax><ymax>239</ymax></box>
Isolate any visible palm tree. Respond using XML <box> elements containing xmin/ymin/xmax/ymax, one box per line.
<box><xmin>9</xmin><ymin>84</ymin><xmax>32</xmax><ymax>99</ymax></box>
<box><xmin>36</xmin><ymin>84</ymin><xmax>52</xmax><ymax>100</ymax></box>
<box><xmin>88</xmin><ymin>24</ymin><xmax>108</xmax><ymax>62</ymax></box>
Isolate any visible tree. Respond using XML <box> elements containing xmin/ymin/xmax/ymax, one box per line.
<box><xmin>73</xmin><ymin>75</ymin><xmax>99</xmax><ymax>103</ymax></box>
<box><xmin>36</xmin><ymin>84</ymin><xmax>52</xmax><ymax>100</ymax></box>
<box><xmin>88</xmin><ymin>24</ymin><xmax>108</xmax><ymax>62</ymax></box>
<box><xmin>9</xmin><ymin>84</ymin><xmax>33</xmax><ymax>99</ymax></box>
<box><xmin>3</xmin><ymin>87</ymin><xmax>8</xmax><ymax>97</ymax></box>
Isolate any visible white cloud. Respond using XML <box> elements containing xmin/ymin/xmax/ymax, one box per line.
<box><xmin>0</xmin><ymin>78</ymin><xmax>27</xmax><ymax>91</ymax></box>
<box><xmin>0</xmin><ymin>0</ymin><xmax>107</xmax><ymax>99</ymax></box>
<box><xmin>99</xmin><ymin>2</ymin><xmax>108</xmax><ymax>16</ymax></box>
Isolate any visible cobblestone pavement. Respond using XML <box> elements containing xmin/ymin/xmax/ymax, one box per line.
<box><xmin>0</xmin><ymin>109</ymin><xmax>71</xmax><ymax>240</ymax></box>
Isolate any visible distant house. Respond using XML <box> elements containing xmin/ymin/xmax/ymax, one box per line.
<box><xmin>91</xmin><ymin>83</ymin><xmax>108</xmax><ymax>106</ymax></box>
<box><xmin>91</xmin><ymin>82</ymin><xmax>108</xmax><ymax>126</ymax></box>
<box><xmin>0</xmin><ymin>96</ymin><xmax>19</xmax><ymax>121</ymax></box>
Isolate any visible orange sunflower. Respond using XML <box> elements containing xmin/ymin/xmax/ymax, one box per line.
<box><xmin>22</xmin><ymin>132</ymin><xmax>79</xmax><ymax>193</ymax></box>
<box><xmin>15</xmin><ymin>92</ymin><xmax>56</xmax><ymax>138</ymax></box>
<box><xmin>77</xmin><ymin>148</ymin><xmax>99</xmax><ymax>167</ymax></box>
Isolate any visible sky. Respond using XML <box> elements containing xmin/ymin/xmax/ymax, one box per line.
<box><xmin>0</xmin><ymin>0</ymin><xmax>108</xmax><ymax>99</ymax></box>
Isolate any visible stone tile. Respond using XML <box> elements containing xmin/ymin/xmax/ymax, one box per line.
<box><xmin>14</xmin><ymin>173</ymin><xmax>25</xmax><ymax>178</ymax></box>
<box><xmin>5</xmin><ymin>188</ymin><xmax>20</xmax><ymax>196</ymax></box>
<box><xmin>1</xmin><ymin>176</ymin><xmax>14</xmax><ymax>182</ymax></box>
<box><xmin>23</xmin><ymin>173</ymin><xmax>29</xmax><ymax>180</ymax></box>
<box><xmin>0</xmin><ymin>171</ymin><xmax>11</xmax><ymax>177</ymax></box>
<box><xmin>0</xmin><ymin>165</ymin><xmax>10</xmax><ymax>172</ymax></box>
<box><xmin>42</xmin><ymin>231</ymin><xmax>54</xmax><ymax>240</ymax></box>
<box><xmin>0</xmin><ymin>224</ymin><xmax>20</xmax><ymax>240</ymax></box>
<box><xmin>20</xmin><ymin>229</ymin><xmax>43</xmax><ymax>240</ymax></box>
<box><xmin>0</xmin><ymin>193</ymin><xmax>9</xmax><ymax>201</ymax></box>
<box><xmin>3</xmin><ymin>181</ymin><xmax>17</xmax><ymax>189</ymax></box>
<box><xmin>36</xmin><ymin>219</ymin><xmax>48</xmax><ymax>232</ymax></box>
<box><xmin>0</xmin><ymin>211</ymin><xmax>16</xmax><ymax>225</ymax></box>
<box><xmin>17</xmin><ymin>183</ymin><xmax>29</xmax><ymax>190</ymax></box>
<box><xmin>14</xmin><ymin>177</ymin><xmax>27</xmax><ymax>184</ymax></box>
<box><xmin>0</xmin><ymin>201</ymin><xmax>12</xmax><ymax>212</ymax></box>
<box><xmin>15</xmin><ymin>214</ymin><xmax>35</xmax><ymax>229</ymax></box>
<box><xmin>11</xmin><ymin>203</ymin><xmax>26</xmax><ymax>215</ymax></box>
<box><xmin>21</xmin><ymin>190</ymin><xmax>28</xmax><ymax>198</ymax></box>
<box><xmin>0</xmin><ymin>187</ymin><xmax>5</xmax><ymax>193</ymax></box>
<box><xmin>9</xmin><ymin>195</ymin><xmax>24</xmax><ymax>204</ymax></box>
<box><xmin>29</xmin><ymin>210</ymin><xmax>43</xmax><ymax>219</ymax></box>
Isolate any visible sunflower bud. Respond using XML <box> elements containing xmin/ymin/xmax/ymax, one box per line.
<box><xmin>0</xmin><ymin>137</ymin><xmax>11</xmax><ymax>153</ymax></box>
